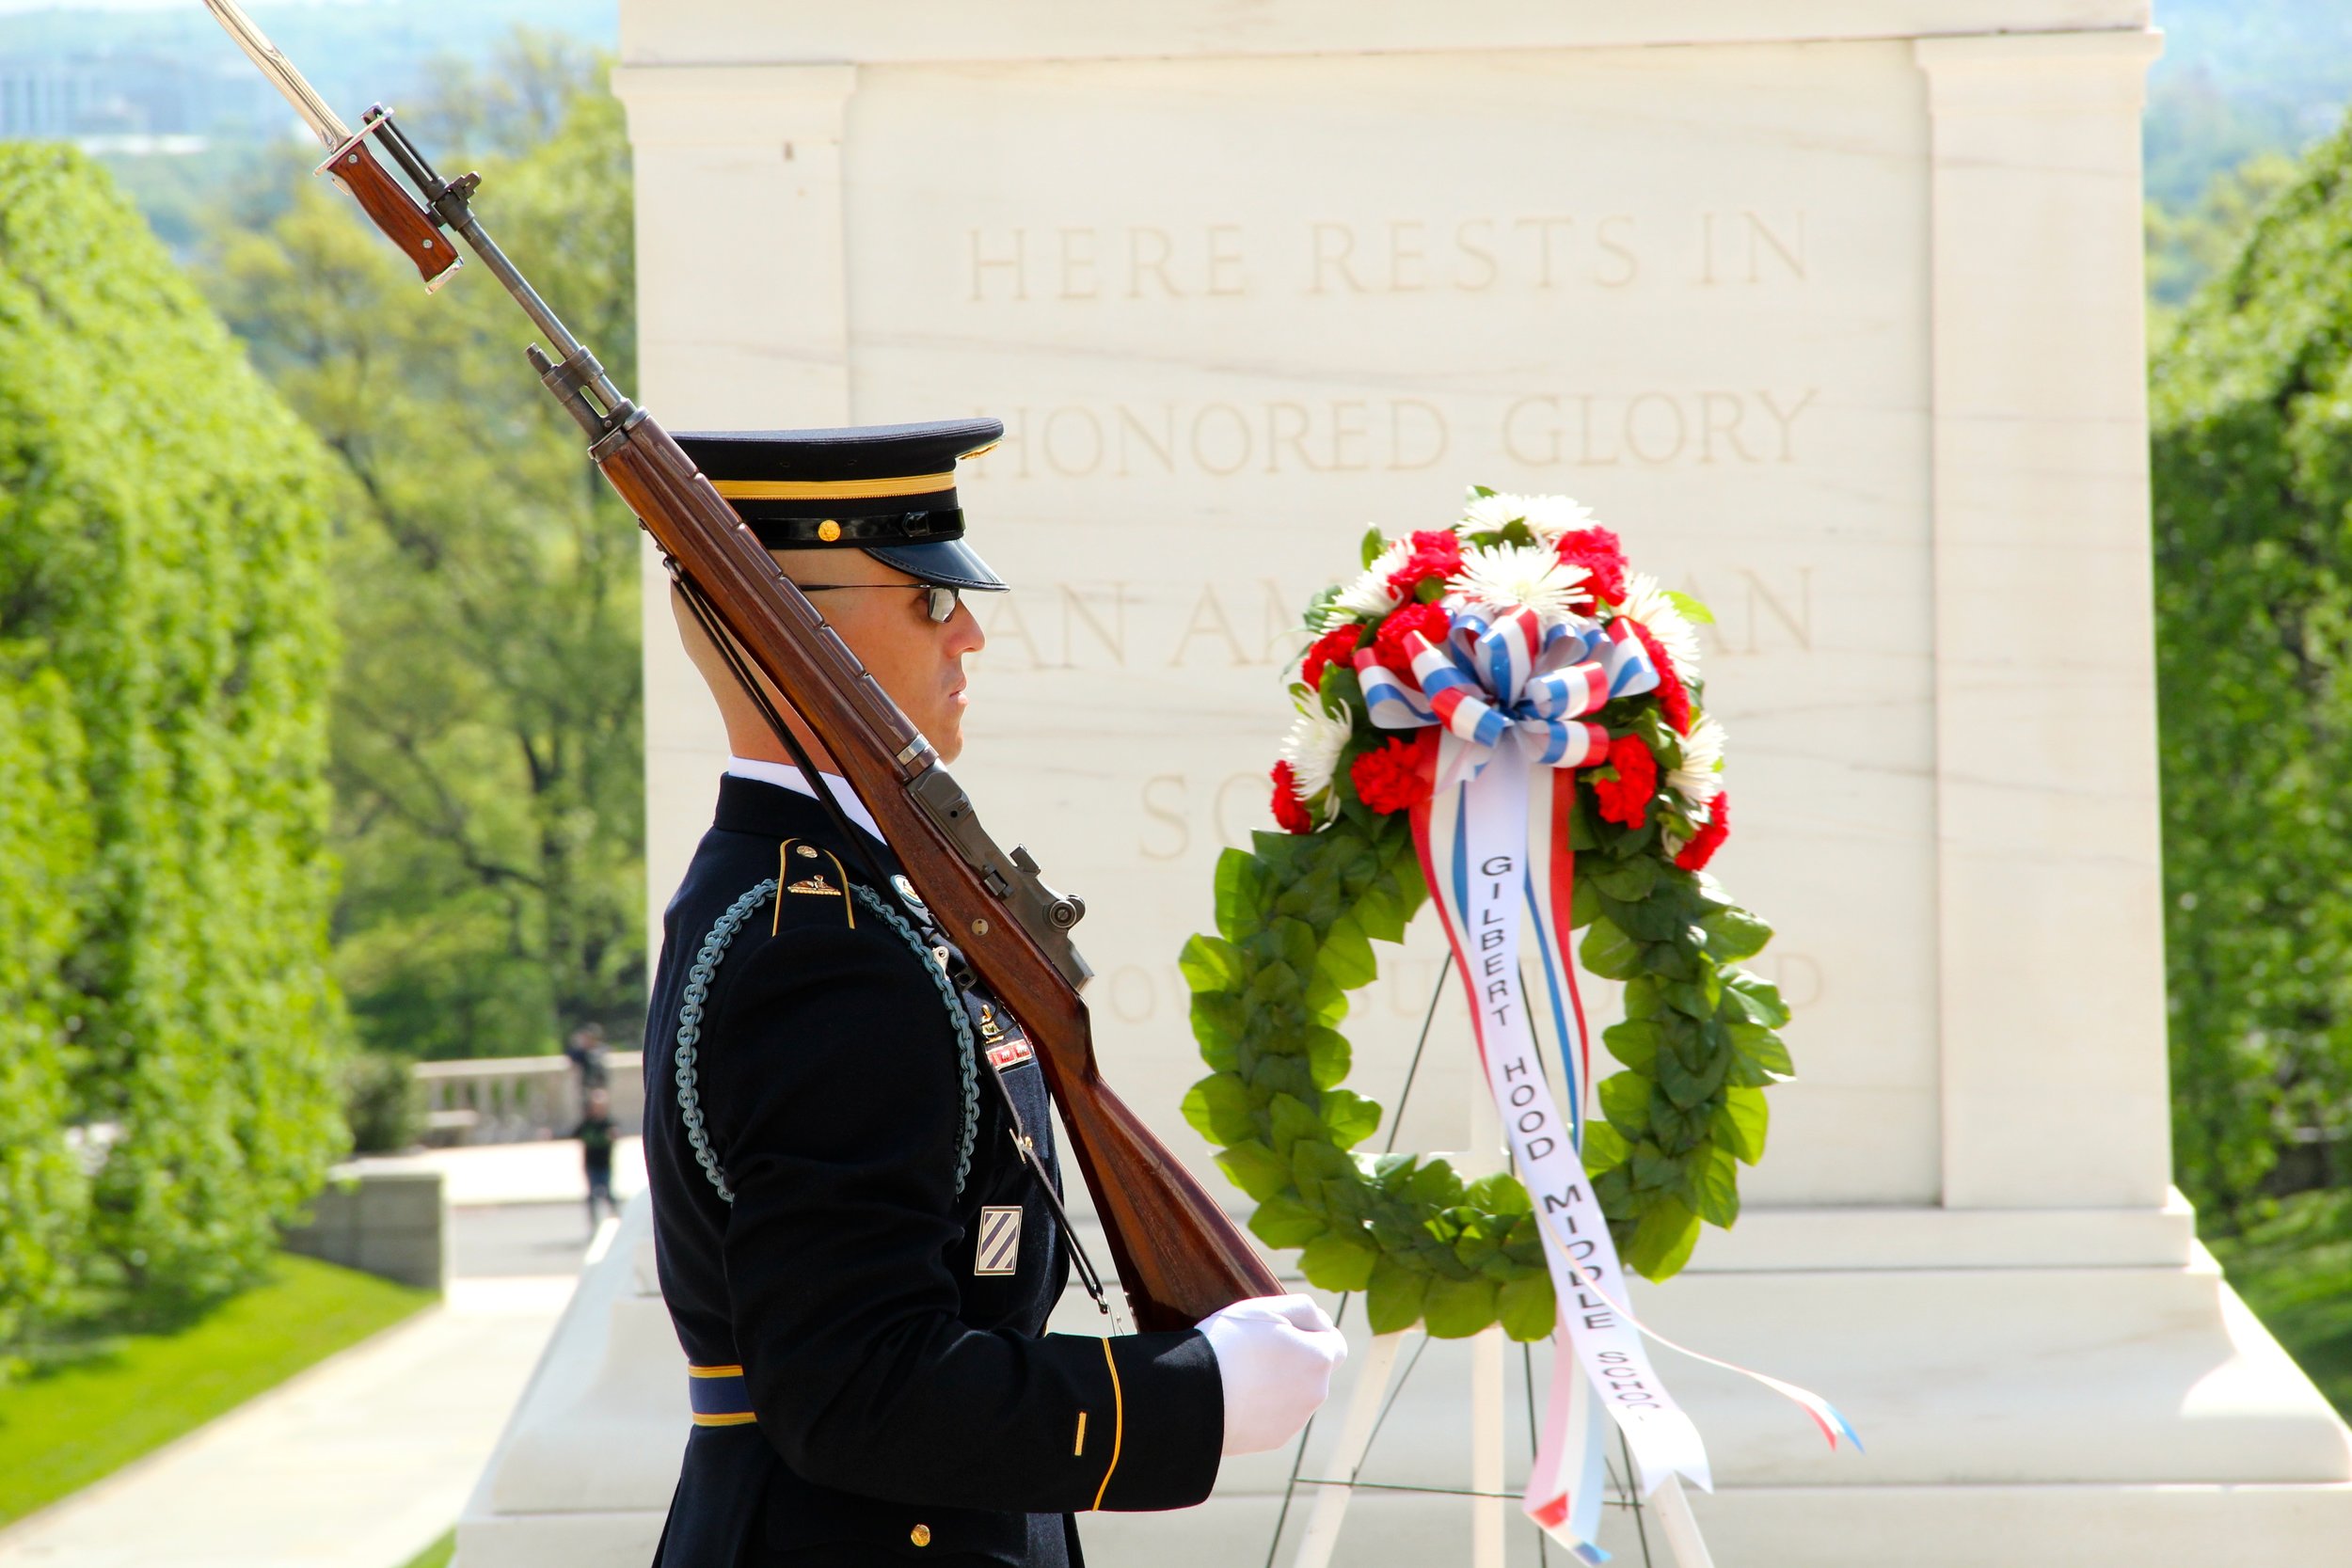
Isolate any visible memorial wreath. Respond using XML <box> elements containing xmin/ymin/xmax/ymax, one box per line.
<box><xmin>1180</xmin><ymin>490</ymin><xmax>1796</xmax><ymax>1348</ymax></box>
<box><xmin>1175</xmin><ymin>490</ymin><xmax>1856</xmax><ymax>1543</ymax></box>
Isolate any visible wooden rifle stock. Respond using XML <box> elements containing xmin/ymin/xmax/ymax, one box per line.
<box><xmin>591</xmin><ymin>414</ymin><xmax>1280</xmax><ymax>1331</ymax></box>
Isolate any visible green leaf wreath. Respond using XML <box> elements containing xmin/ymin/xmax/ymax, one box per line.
<box><xmin>1180</xmin><ymin>492</ymin><xmax>1796</xmax><ymax>1339</ymax></box>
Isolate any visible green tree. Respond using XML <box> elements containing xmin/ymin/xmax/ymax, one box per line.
<box><xmin>0</xmin><ymin>144</ymin><xmax>345</xmax><ymax>1318</ymax></box>
<box><xmin>0</xmin><ymin>659</ymin><xmax>93</xmax><ymax>1349</ymax></box>
<box><xmin>2151</xmin><ymin>107</ymin><xmax>2352</xmax><ymax>1225</ymax></box>
<box><xmin>203</xmin><ymin>43</ymin><xmax>644</xmax><ymax>1060</ymax></box>
<box><xmin>2147</xmin><ymin>150</ymin><xmax>2300</xmax><ymax>335</ymax></box>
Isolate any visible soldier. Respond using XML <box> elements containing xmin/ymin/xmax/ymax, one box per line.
<box><xmin>644</xmin><ymin>419</ymin><xmax>1345</xmax><ymax>1567</ymax></box>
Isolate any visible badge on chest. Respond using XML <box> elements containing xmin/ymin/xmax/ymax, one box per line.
<box><xmin>975</xmin><ymin>1204</ymin><xmax>1023</xmax><ymax>1275</ymax></box>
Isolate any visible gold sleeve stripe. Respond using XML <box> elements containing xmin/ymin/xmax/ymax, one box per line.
<box><xmin>1073</xmin><ymin>1410</ymin><xmax>1089</xmax><ymax>1457</ymax></box>
<box><xmin>1089</xmin><ymin>1338</ymin><xmax>1125</xmax><ymax>1511</ymax></box>
<box><xmin>691</xmin><ymin>1410</ymin><xmax>758</xmax><ymax>1427</ymax></box>
<box><xmin>710</xmin><ymin>471</ymin><xmax>956</xmax><ymax>501</ymax></box>
<box><xmin>687</xmin><ymin>1363</ymin><xmax>746</xmax><ymax>1378</ymax></box>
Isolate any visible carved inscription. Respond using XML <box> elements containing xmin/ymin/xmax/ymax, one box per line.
<box><xmin>1502</xmin><ymin>390</ymin><xmax>1816</xmax><ymax>468</ymax></box>
<box><xmin>957</xmin><ymin>208</ymin><xmax>1823</xmax><ymax>479</ymax></box>
<box><xmin>965</xmin><ymin>390</ymin><xmax>1818</xmax><ymax>482</ymax></box>
<box><xmin>978</xmin><ymin>580</ymin><xmax>1307</xmax><ymax>672</ymax></box>
<box><xmin>976</xmin><ymin>570</ymin><xmax>1815</xmax><ymax>673</ymax></box>
<box><xmin>965</xmin><ymin>211</ymin><xmax>1808</xmax><ymax>302</ymax></box>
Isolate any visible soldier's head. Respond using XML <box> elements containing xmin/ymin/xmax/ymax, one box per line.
<box><xmin>670</xmin><ymin>420</ymin><xmax>1006</xmax><ymax>766</ymax></box>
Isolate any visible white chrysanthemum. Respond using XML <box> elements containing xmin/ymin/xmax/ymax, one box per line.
<box><xmin>1447</xmin><ymin>542</ymin><xmax>1591</xmax><ymax>627</ymax></box>
<box><xmin>1616</xmin><ymin>571</ymin><xmax>1704</xmax><ymax>681</ymax></box>
<box><xmin>1279</xmin><ymin>694</ymin><xmax>1355</xmax><ymax>803</ymax></box>
<box><xmin>1321</xmin><ymin>537</ymin><xmax>1414</xmax><ymax>628</ymax></box>
<box><xmin>1460</xmin><ymin>489</ymin><xmax>1600</xmax><ymax>543</ymax></box>
<box><xmin>1670</xmin><ymin>714</ymin><xmax>1726</xmax><ymax>806</ymax></box>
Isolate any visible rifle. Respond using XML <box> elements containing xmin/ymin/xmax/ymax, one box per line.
<box><xmin>199</xmin><ymin>1</ymin><xmax>1279</xmax><ymax>1331</ymax></box>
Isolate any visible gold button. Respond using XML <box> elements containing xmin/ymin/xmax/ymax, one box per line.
<box><xmin>910</xmin><ymin>1524</ymin><xmax>932</xmax><ymax>1547</ymax></box>
<box><xmin>797</xmin><ymin>846</ymin><xmax>818</xmax><ymax>859</ymax></box>
<box><xmin>817</xmin><ymin>519</ymin><xmax>842</xmax><ymax>543</ymax></box>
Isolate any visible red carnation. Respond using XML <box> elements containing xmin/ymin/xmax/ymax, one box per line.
<box><xmin>1270</xmin><ymin>761</ymin><xmax>1315</xmax><ymax>834</ymax></box>
<box><xmin>1351</xmin><ymin>736</ymin><xmax>1432</xmax><ymax>816</ymax></box>
<box><xmin>1386</xmin><ymin>530</ymin><xmax>1464</xmax><ymax>599</ymax></box>
<box><xmin>1370</xmin><ymin>601</ymin><xmax>1453</xmax><ymax>686</ymax></box>
<box><xmin>1555</xmin><ymin>527</ymin><xmax>1628</xmax><ymax>606</ymax></box>
<box><xmin>1301</xmin><ymin>624</ymin><xmax>1363</xmax><ymax>692</ymax></box>
<box><xmin>1589</xmin><ymin>733</ymin><xmax>1658</xmax><ymax>828</ymax></box>
<box><xmin>1622</xmin><ymin>618</ymin><xmax>1692</xmax><ymax>735</ymax></box>
<box><xmin>1675</xmin><ymin>793</ymin><xmax>1729</xmax><ymax>871</ymax></box>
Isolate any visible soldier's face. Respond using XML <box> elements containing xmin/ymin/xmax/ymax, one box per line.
<box><xmin>783</xmin><ymin>549</ymin><xmax>988</xmax><ymax>762</ymax></box>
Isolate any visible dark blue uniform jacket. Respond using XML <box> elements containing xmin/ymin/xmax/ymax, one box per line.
<box><xmin>644</xmin><ymin>776</ymin><xmax>1223</xmax><ymax>1566</ymax></box>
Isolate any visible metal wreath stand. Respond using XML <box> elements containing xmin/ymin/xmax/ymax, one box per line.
<box><xmin>1259</xmin><ymin>966</ymin><xmax>1710</xmax><ymax>1568</ymax></box>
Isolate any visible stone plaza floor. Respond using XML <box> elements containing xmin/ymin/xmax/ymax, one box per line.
<box><xmin>0</xmin><ymin>1140</ymin><xmax>635</xmax><ymax>1568</ymax></box>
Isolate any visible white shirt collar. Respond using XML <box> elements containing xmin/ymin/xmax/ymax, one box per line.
<box><xmin>724</xmin><ymin>756</ymin><xmax>886</xmax><ymax>844</ymax></box>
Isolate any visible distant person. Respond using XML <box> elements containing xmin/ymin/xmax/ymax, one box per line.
<box><xmin>573</xmin><ymin>1085</ymin><xmax>618</xmax><ymax>1232</ymax></box>
<box><xmin>564</xmin><ymin>1021</ymin><xmax>611</xmax><ymax>1091</ymax></box>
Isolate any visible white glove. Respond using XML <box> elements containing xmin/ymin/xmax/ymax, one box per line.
<box><xmin>1197</xmin><ymin>1292</ymin><xmax>1348</xmax><ymax>1456</ymax></box>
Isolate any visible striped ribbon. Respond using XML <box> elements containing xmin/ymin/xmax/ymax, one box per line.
<box><xmin>1359</xmin><ymin>600</ymin><xmax>1856</xmax><ymax>1561</ymax></box>
<box><xmin>1358</xmin><ymin>605</ymin><xmax>1654</xmax><ymax>796</ymax></box>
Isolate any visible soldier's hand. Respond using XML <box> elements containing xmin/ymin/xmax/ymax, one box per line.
<box><xmin>1196</xmin><ymin>1293</ymin><xmax>1348</xmax><ymax>1456</ymax></box>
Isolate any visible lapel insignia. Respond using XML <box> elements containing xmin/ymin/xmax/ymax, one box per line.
<box><xmin>975</xmin><ymin>1205</ymin><xmax>1022</xmax><ymax>1276</ymax></box>
<box><xmin>787</xmin><ymin>874</ymin><xmax>840</xmax><ymax>896</ymax></box>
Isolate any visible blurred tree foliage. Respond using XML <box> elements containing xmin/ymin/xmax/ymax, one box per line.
<box><xmin>0</xmin><ymin>144</ymin><xmax>345</xmax><ymax>1333</ymax></box>
<box><xmin>204</xmin><ymin>36</ymin><xmax>645</xmax><ymax>1061</ymax></box>
<box><xmin>0</xmin><ymin>658</ymin><xmax>93</xmax><ymax>1351</ymax></box>
<box><xmin>2151</xmin><ymin>108</ymin><xmax>2352</xmax><ymax>1227</ymax></box>
<box><xmin>2146</xmin><ymin>150</ymin><xmax>2300</xmax><ymax>335</ymax></box>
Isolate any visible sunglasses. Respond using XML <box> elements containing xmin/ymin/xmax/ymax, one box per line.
<box><xmin>794</xmin><ymin>582</ymin><xmax>963</xmax><ymax>624</ymax></box>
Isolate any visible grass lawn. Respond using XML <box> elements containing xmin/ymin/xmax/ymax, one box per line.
<box><xmin>2208</xmin><ymin>1189</ymin><xmax>2352</xmax><ymax>1421</ymax></box>
<box><xmin>0</xmin><ymin>1253</ymin><xmax>434</xmax><ymax>1527</ymax></box>
<box><xmin>400</xmin><ymin>1528</ymin><xmax>456</xmax><ymax>1568</ymax></box>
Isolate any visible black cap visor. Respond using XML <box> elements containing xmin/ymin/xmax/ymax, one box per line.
<box><xmin>864</xmin><ymin>537</ymin><xmax>1008</xmax><ymax>593</ymax></box>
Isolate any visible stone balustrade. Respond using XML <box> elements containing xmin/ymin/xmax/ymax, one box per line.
<box><xmin>415</xmin><ymin>1052</ymin><xmax>644</xmax><ymax>1147</ymax></box>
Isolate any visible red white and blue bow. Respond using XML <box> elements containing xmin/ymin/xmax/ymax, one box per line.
<box><xmin>1358</xmin><ymin>605</ymin><xmax>1658</xmax><ymax>792</ymax></box>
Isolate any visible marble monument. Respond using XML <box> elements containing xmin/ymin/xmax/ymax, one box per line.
<box><xmin>457</xmin><ymin>4</ymin><xmax>2352</xmax><ymax>1562</ymax></box>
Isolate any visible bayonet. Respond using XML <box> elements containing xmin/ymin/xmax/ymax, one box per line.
<box><xmin>199</xmin><ymin>0</ymin><xmax>460</xmax><ymax>290</ymax></box>
<box><xmin>200</xmin><ymin>0</ymin><xmax>346</xmax><ymax>148</ymax></box>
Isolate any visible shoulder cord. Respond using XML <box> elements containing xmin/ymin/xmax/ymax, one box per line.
<box><xmin>673</xmin><ymin>879</ymin><xmax>979</xmax><ymax>1206</ymax></box>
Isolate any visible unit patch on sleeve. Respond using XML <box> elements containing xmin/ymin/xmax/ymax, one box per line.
<box><xmin>975</xmin><ymin>1204</ymin><xmax>1023</xmax><ymax>1275</ymax></box>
